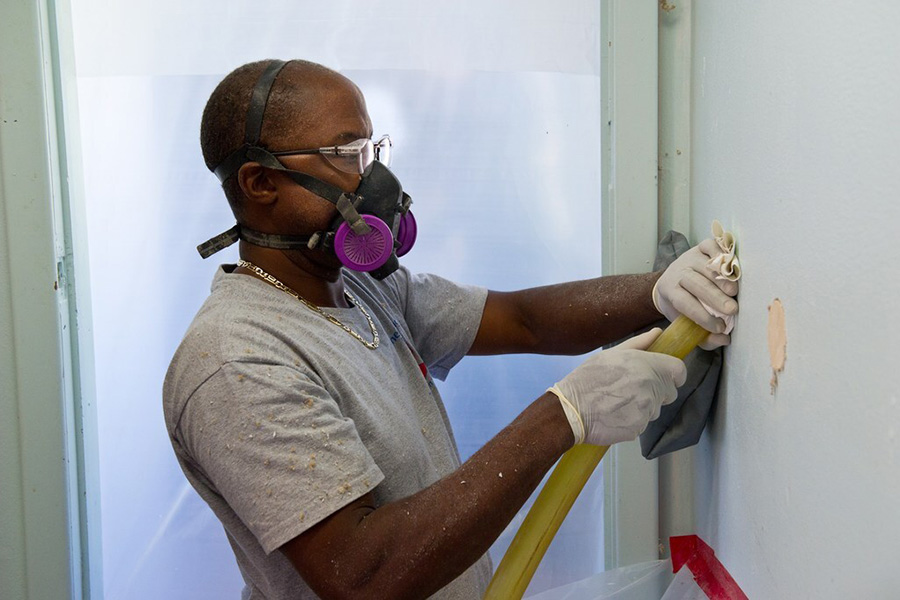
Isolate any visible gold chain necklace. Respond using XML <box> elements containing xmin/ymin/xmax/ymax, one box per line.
<box><xmin>236</xmin><ymin>259</ymin><xmax>379</xmax><ymax>349</ymax></box>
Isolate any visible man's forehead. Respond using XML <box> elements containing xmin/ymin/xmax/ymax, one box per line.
<box><xmin>279</xmin><ymin>72</ymin><xmax>371</xmax><ymax>145</ymax></box>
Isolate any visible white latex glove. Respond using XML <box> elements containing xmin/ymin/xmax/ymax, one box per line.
<box><xmin>652</xmin><ymin>238</ymin><xmax>740</xmax><ymax>350</ymax></box>
<box><xmin>549</xmin><ymin>328</ymin><xmax>687</xmax><ymax>446</ymax></box>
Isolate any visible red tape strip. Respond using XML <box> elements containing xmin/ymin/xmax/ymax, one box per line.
<box><xmin>670</xmin><ymin>535</ymin><xmax>749</xmax><ymax>600</ymax></box>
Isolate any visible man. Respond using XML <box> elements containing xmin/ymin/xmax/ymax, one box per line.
<box><xmin>164</xmin><ymin>59</ymin><xmax>738</xmax><ymax>600</ymax></box>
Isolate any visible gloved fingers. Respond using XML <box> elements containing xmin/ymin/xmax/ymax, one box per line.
<box><xmin>697</xmin><ymin>238</ymin><xmax>738</xmax><ymax>296</ymax></box>
<box><xmin>699</xmin><ymin>332</ymin><xmax>730</xmax><ymax>351</ymax></box>
<box><xmin>696</xmin><ymin>237</ymin><xmax>722</xmax><ymax>259</ymax></box>
<box><xmin>649</xmin><ymin>398</ymin><xmax>663</xmax><ymax>422</ymax></box>
<box><xmin>678</xmin><ymin>269</ymin><xmax>739</xmax><ymax>318</ymax></box>
<box><xmin>643</xmin><ymin>352</ymin><xmax>687</xmax><ymax>392</ymax></box>
<box><xmin>668</xmin><ymin>354</ymin><xmax>688</xmax><ymax>388</ymax></box>
<box><xmin>617</xmin><ymin>327</ymin><xmax>662</xmax><ymax>351</ymax></box>
<box><xmin>695</xmin><ymin>239</ymin><xmax>740</xmax><ymax>296</ymax></box>
<box><xmin>700</xmin><ymin>266</ymin><xmax>739</xmax><ymax>296</ymax></box>
<box><xmin>715</xmin><ymin>277</ymin><xmax>740</xmax><ymax>297</ymax></box>
<box><xmin>655</xmin><ymin>241</ymin><xmax>739</xmax><ymax>325</ymax></box>
<box><xmin>667</xmin><ymin>285</ymin><xmax>728</xmax><ymax>334</ymax></box>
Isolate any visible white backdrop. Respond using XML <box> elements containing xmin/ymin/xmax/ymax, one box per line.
<box><xmin>71</xmin><ymin>2</ymin><xmax>604</xmax><ymax>597</ymax></box>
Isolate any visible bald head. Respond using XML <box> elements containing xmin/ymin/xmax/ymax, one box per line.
<box><xmin>200</xmin><ymin>59</ymin><xmax>364</xmax><ymax>214</ymax></box>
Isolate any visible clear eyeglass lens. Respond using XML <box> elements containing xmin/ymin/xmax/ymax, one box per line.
<box><xmin>321</xmin><ymin>136</ymin><xmax>391</xmax><ymax>174</ymax></box>
<box><xmin>374</xmin><ymin>135</ymin><xmax>392</xmax><ymax>167</ymax></box>
<box><xmin>322</xmin><ymin>154</ymin><xmax>361</xmax><ymax>174</ymax></box>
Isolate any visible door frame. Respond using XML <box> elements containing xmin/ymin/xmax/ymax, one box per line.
<box><xmin>601</xmin><ymin>0</ymin><xmax>661</xmax><ymax>569</ymax></box>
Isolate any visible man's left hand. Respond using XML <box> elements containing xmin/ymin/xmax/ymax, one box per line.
<box><xmin>653</xmin><ymin>238</ymin><xmax>739</xmax><ymax>350</ymax></box>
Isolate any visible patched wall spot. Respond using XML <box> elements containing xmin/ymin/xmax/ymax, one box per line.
<box><xmin>768</xmin><ymin>298</ymin><xmax>786</xmax><ymax>394</ymax></box>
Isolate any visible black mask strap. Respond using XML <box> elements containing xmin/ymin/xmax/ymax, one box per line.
<box><xmin>196</xmin><ymin>224</ymin><xmax>323</xmax><ymax>259</ymax></box>
<box><xmin>213</xmin><ymin>60</ymin><xmax>288</xmax><ymax>183</ymax></box>
<box><xmin>246</xmin><ymin>61</ymin><xmax>284</xmax><ymax>143</ymax></box>
<box><xmin>243</xmin><ymin>147</ymin><xmax>349</xmax><ymax>205</ymax></box>
<box><xmin>196</xmin><ymin>225</ymin><xmax>241</xmax><ymax>258</ymax></box>
<box><xmin>239</xmin><ymin>227</ymin><xmax>317</xmax><ymax>250</ymax></box>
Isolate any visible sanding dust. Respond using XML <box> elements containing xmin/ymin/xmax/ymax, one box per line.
<box><xmin>768</xmin><ymin>298</ymin><xmax>786</xmax><ymax>394</ymax></box>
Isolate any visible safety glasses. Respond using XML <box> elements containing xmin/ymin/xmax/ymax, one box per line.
<box><xmin>271</xmin><ymin>134</ymin><xmax>392</xmax><ymax>175</ymax></box>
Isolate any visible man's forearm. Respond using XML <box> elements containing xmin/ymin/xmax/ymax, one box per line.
<box><xmin>472</xmin><ymin>271</ymin><xmax>664</xmax><ymax>356</ymax></box>
<box><xmin>289</xmin><ymin>393</ymin><xmax>574</xmax><ymax>599</ymax></box>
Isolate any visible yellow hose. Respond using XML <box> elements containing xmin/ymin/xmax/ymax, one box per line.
<box><xmin>644</xmin><ymin>315</ymin><xmax>711</xmax><ymax>360</ymax></box>
<box><xmin>483</xmin><ymin>315</ymin><xmax>708</xmax><ymax>599</ymax></box>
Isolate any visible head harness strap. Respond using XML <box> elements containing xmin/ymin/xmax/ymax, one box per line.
<box><xmin>212</xmin><ymin>59</ymin><xmax>289</xmax><ymax>183</ymax></box>
<box><xmin>246</xmin><ymin>60</ymin><xmax>287</xmax><ymax>144</ymax></box>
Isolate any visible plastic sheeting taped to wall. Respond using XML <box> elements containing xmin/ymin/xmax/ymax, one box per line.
<box><xmin>524</xmin><ymin>535</ymin><xmax>748</xmax><ymax>600</ymax></box>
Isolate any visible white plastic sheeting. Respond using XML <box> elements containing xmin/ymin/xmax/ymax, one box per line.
<box><xmin>71</xmin><ymin>2</ymin><xmax>604</xmax><ymax>597</ymax></box>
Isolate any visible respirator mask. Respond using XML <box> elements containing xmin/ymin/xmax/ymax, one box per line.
<box><xmin>196</xmin><ymin>60</ymin><xmax>416</xmax><ymax>280</ymax></box>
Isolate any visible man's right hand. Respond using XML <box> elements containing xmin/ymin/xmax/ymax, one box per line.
<box><xmin>549</xmin><ymin>328</ymin><xmax>687</xmax><ymax>446</ymax></box>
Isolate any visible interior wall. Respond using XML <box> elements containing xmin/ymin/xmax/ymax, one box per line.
<box><xmin>688</xmin><ymin>2</ymin><xmax>900</xmax><ymax>596</ymax></box>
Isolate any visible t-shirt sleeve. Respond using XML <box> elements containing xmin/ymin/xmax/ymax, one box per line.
<box><xmin>175</xmin><ymin>361</ymin><xmax>384</xmax><ymax>554</ymax></box>
<box><xmin>389</xmin><ymin>268</ymin><xmax>488</xmax><ymax>381</ymax></box>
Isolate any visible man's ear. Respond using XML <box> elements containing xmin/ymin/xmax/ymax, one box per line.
<box><xmin>237</xmin><ymin>162</ymin><xmax>278</xmax><ymax>205</ymax></box>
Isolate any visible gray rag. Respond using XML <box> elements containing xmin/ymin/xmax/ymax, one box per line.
<box><xmin>638</xmin><ymin>231</ymin><xmax>723</xmax><ymax>459</ymax></box>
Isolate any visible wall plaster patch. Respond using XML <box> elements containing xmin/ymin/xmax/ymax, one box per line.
<box><xmin>768</xmin><ymin>298</ymin><xmax>786</xmax><ymax>394</ymax></box>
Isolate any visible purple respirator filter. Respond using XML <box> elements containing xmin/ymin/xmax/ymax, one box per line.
<box><xmin>334</xmin><ymin>212</ymin><xmax>417</xmax><ymax>272</ymax></box>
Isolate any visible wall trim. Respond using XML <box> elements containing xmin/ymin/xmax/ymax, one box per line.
<box><xmin>601</xmin><ymin>0</ymin><xmax>661</xmax><ymax>570</ymax></box>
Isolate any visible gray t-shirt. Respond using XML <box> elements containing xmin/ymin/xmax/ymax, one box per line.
<box><xmin>164</xmin><ymin>265</ymin><xmax>491</xmax><ymax>599</ymax></box>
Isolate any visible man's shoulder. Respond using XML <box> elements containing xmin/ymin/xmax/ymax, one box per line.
<box><xmin>162</xmin><ymin>269</ymin><xmax>286</xmax><ymax>427</ymax></box>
